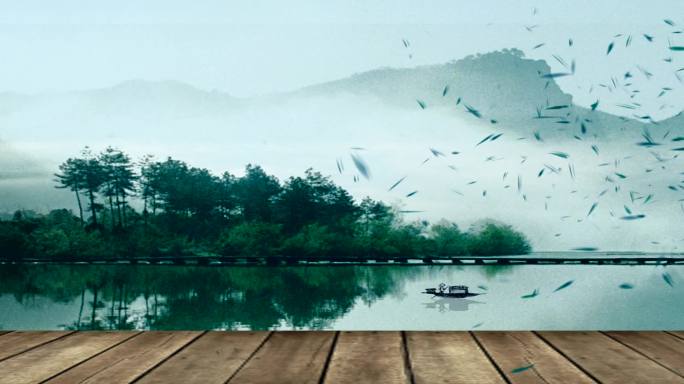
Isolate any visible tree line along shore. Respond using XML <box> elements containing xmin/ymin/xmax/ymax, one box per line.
<box><xmin>0</xmin><ymin>147</ymin><xmax>531</xmax><ymax>260</ymax></box>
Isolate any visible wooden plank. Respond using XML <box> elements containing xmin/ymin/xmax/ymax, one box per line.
<box><xmin>323</xmin><ymin>331</ymin><xmax>409</xmax><ymax>384</ymax></box>
<box><xmin>0</xmin><ymin>331</ymin><xmax>137</xmax><ymax>384</ymax></box>
<box><xmin>407</xmin><ymin>331</ymin><xmax>504</xmax><ymax>384</ymax></box>
<box><xmin>46</xmin><ymin>331</ymin><xmax>201</xmax><ymax>384</ymax></box>
<box><xmin>228</xmin><ymin>331</ymin><xmax>334</xmax><ymax>384</ymax></box>
<box><xmin>538</xmin><ymin>331</ymin><xmax>684</xmax><ymax>383</ymax></box>
<box><xmin>474</xmin><ymin>332</ymin><xmax>594</xmax><ymax>383</ymax></box>
<box><xmin>0</xmin><ymin>331</ymin><xmax>74</xmax><ymax>362</ymax></box>
<box><xmin>605</xmin><ymin>332</ymin><xmax>684</xmax><ymax>376</ymax></box>
<box><xmin>138</xmin><ymin>332</ymin><xmax>269</xmax><ymax>384</ymax></box>
<box><xmin>668</xmin><ymin>331</ymin><xmax>684</xmax><ymax>341</ymax></box>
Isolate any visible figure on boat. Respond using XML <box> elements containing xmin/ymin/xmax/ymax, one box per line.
<box><xmin>423</xmin><ymin>283</ymin><xmax>482</xmax><ymax>298</ymax></box>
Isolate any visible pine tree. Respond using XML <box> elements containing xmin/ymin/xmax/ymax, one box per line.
<box><xmin>79</xmin><ymin>148</ymin><xmax>106</xmax><ymax>227</ymax></box>
<box><xmin>100</xmin><ymin>147</ymin><xmax>136</xmax><ymax>228</ymax></box>
<box><xmin>54</xmin><ymin>158</ymin><xmax>87</xmax><ymax>225</ymax></box>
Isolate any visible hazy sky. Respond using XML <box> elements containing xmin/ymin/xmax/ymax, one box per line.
<box><xmin>2</xmin><ymin>0</ymin><xmax>684</xmax><ymax>118</ymax></box>
<box><xmin>3</xmin><ymin>1</ymin><xmax>684</xmax><ymax>251</ymax></box>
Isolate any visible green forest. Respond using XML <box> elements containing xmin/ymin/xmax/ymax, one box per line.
<box><xmin>0</xmin><ymin>147</ymin><xmax>531</xmax><ymax>260</ymax></box>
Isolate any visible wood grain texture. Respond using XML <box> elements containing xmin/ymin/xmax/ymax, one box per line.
<box><xmin>0</xmin><ymin>331</ymin><xmax>137</xmax><ymax>384</ymax></box>
<box><xmin>407</xmin><ymin>331</ymin><xmax>505</xmax><ymax>384</ymax></box>
<box><xmin>474</xmin><ymin>331</ymin><xmax>595</xmax><ymax>383</ymax></box>
<box><xmin>605</xmin><ymin>332</ymin><xmax>684</xmax><ymax>377</ymax></box>
<box><xmin>228</xmin><ymin>331</ymin><xmax>334</xmax><ymax>384</ymax></box>
<box><xmin>46</xmin><ymin>331</ymin><xmax>200</xmax><ymax>384</ymax></box>
<box><xmin>323</xmin><ymin>331</ymin><xmax>409</xmax><ymax>384</ymax></box>
<box><xmin>138</xmin><ymin>331</ymin><xmax>269</xmax><ymax>384</ymax></box>
<box><xmin>0</xmin><ymin>331</ymin><xmax>681</xmax><ymax>384</ymax></box>
<box><xmin>539</xmin><ymin>331</ymin><xmax>684</xmax><ymax>384</ymax></box>
<box><xmin>0</xmin><ymin>331</ymin><xmax>73</xmax><ymax>362</ymax></box>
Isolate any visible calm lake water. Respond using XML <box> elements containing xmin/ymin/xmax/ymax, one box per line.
<box><xmin>0</xmin><ymin>262</ymin><xmax>681</xmax><ymax>330</ymax></box>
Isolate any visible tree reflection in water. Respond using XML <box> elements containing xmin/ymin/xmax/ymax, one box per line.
<box><xmin>0</xmin><ymin>264</ymin><xmax>512</xmax><ymax>330</ymax></box>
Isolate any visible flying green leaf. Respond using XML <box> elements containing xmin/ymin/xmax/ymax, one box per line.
<box><xmin>621</xmin><ymin>214</ymin><xmax>645</xmax><ymax>220</ymax></box>
<box><xmin>476</xmin><ymin>134</ymin><xmax>494</xmax><ymax>146</ymax></box>
<box><xmin>350</xmin><ymin>153</ymin><xmax>371</xmax><ymax>179</ymax></box>
<box><xmin>511</xmin><ymin>364</ymin><xmax>535</xmax><ymax>374</ymax></box>
<box><xmin>388</xmin><ymin>176</ymin><xmax>407</xmax><ymax>191</ymax></box>
<box><xmin>550</xmin><ymin>151</ymin><xmax>570</xmax><ymax>159</ymax></box>
<box><xmin>553</xmin><ymin>280</ymin><xmax>574</xmax><ymax>292</ymax></box>
<box><xmin>521</xmin><ymin>288</ymin><xmax>539</xmax><ymax>299</ymax></box>
<box><xmin>464</xmin><ymin>104</ymin><xmax>482</xmax><ymax>118</ymax></box>
<box><xmin>587</xmin><ymin>202</ymin><xmax>598</xmax><ymax>217</ymax></box>
<box><xmin>572</xmin><ymin>247</ymin><xmax>599</xmax><ymax>252</ymax></box>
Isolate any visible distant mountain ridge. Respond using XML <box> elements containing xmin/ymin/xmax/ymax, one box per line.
<box><xmin>299</xmin><ymin>49</ymin><xmax>572</xmax><ymax>117</ymax></box>
<box><xmin>0</xmin><ymin>48</ymin><xmax>681</xmax><ymax>140</ymax></box>
<box><xmin>297</xmin><ymin>49</ymin><xmax>682</xmax><ymax>140</ymax></box>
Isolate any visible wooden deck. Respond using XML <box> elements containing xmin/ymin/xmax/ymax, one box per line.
<box><xmin>0</xmin><ymin>331</ymin><xmax>682</xmax><ymax>383</ymax></box>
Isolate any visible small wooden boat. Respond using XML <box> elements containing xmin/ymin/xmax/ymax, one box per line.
<box><xmin>423</xmin><ymin>283</ymin><xmax>481</xmax><ymax>298</ymax></box>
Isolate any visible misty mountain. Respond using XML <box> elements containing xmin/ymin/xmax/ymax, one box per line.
<box><xmin>1</xmin><ymin>49</ymin><xmax>683</xmax><ymax>251</ymax></box>
<box><xmin>299</xmin><ymin>48</ymin><xmax>683</xmax><ymax>141</ymax></box>
<box><xmin>1</xmin><ymin>49</ymin><xmax>674</xmax><ymax>142</ymax></box>
<box><xmin>301</xmin><ymin>49</ymin><xmax>572</xmax><ymax>118</ymax></box>
<box><xmin>0</xmin><ymin>79</ymin><xmax>241</xmax><ymax>122</ymax></box>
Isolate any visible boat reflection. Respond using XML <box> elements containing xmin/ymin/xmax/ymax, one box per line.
<box><xmin>422</xmin><ymin>297</ymin><xmax>484</xmax><ymax>312</ymax></box>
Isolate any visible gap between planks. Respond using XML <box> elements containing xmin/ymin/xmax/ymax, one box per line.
<box><xmin>537</xmin><ymin>331</ymin><xmax>684</xmax><ymax>383</ymax></box>
<box><xmin>602</xmin><ymin>331</ymin><xmax>684</xmax><ymax>379</ymax></box>
<box><xmin>0</xmin><ymin>331</ymin><xmax>77</xmax><ymax>363</ymax></box>
<box><xmin>0</xmin><ymin>331</ymin><xmax>682</xmax><ymax>384</ymax></box>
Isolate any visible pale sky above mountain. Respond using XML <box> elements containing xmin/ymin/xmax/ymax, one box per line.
<box><xmin>2</xmin><ymin>1</ymin><xmax>684</xmax><ymax>252</ymax></box>
<box><xmin>1</xmin><ymin>1</ymin><xmax>684</xmax><ymax>119</ymax></box>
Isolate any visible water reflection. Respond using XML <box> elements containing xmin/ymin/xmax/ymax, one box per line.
<box><xmin>422</xmin><ymin>298</ymin><xmax>484</xmax><ymax>312</ymax></box>
<box><xmin>1</xmin><ymin>263</ymin><xmax>680</xmax><ymax>330</ymax></box>
<box><xmin>0</xmin><ymin>264</ymin><xmax>510</xmax><ymax>330</ymax></box>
